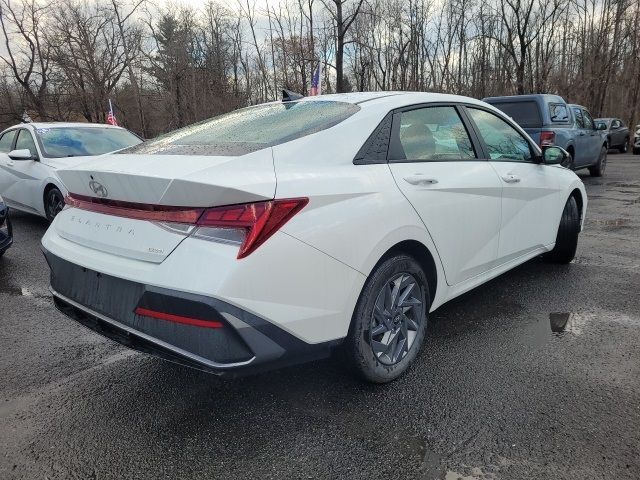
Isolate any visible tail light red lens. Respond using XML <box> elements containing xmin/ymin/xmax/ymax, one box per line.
<box><xmin>65</xmin><ymin>194</ymin><xmax>308</xmax><ymax>259</ymax></box>
<box><xmin>65</xmin><ymin>194</ymin><xmax>204</xmax><ymax>223</ymax></box>
<box><xmin>196</xmin><ymin>198</ymin><xmax>309</xmax><ymax>259</ymax></box>
<box><xmin>540</xmin><ymin>131</ymin><xmax>556</xmax><ymax>147</ymax></box>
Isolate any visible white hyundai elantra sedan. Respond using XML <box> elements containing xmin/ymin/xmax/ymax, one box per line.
<box><xmin>0</xmin><ymin>122</ymin><xmax>141</xmax><ymax>221</ymax></box>
<box><xmin>42</xmin><ymin>92</ymin><xmax>586</xmax><ymax>383</ymax></box>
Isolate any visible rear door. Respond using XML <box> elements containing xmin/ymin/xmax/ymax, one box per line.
<box><xmin>388</xmin><ymin>104</ymin><xmax>503</xmax><ymax>285</ymax></box>
<box><xmin>464</xmin><ymin>107</ymin><xmax>562</xmax><ymax>263</ymax></box>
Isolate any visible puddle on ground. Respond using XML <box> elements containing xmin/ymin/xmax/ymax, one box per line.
<box><xmin>548</xmin><ymin>312</ymin><xmax>588</xmax><ymax>336</ymax></box>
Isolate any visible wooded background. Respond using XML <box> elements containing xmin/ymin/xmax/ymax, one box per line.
<box><xmin>1</xmin><ymin>0</ymin><xmax>639</xmax><ymax>138</ymax></box>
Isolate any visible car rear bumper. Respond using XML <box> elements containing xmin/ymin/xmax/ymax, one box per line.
<box><xmin>44</xmin><ymin>249</ymin><xmax>339</xmax><ymax>376</ymax></box>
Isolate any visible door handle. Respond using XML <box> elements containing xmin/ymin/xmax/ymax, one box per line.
<box><xmin>501</xmin><ymin>174</ymin><xmax>521</xmax><ymax>183</ymax></box>
<box><xmin>6</xmin><ymin>160</ymin><xmax>15</xmax><ymax>167</ymax></box>
<box><xmin>403</xmin><ymin>175</ymin><xmax>438</xmax><ymax>186</ymax></box>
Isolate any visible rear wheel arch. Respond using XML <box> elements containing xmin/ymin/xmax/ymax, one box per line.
<box><xmin>373</xmin><ymin>240</ymin><xmax>438</xmax><ymax>305</ymax></box>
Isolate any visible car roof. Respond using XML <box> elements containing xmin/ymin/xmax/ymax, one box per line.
<box><xmin>296</xmin><ymin>91</ymin><xmax>491</xmax><ymax>109</ymax></box>
<box><xmin>482</xmin><ymin>94</ymin><xmax>566</xmax><ymax>104</ymax></box>
<box><xmin>2</xmin><ymin>122</ymin><xmax>126</xmax><ymax>132</ymax></box>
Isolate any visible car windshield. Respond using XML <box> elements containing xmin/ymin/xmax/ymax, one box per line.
<box><xmin>490</xmin><ymin>101</ymin><xmax>542</xmax><ymax>128</ymax></box>
<box><xmin>119</xmin><ymin>101</ymin><xmax>361</xmax><ymax>156</ymax></box>
<box><xmin>36</xmin><ymin>127</ymin><xmax>142</xmax><ymax>158</ymax></box>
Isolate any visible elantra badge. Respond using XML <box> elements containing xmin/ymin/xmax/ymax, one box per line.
<box><xmin>89</xmin><ymin>180</ymin><xmax>108</xmax><ymax>198</ymax></box>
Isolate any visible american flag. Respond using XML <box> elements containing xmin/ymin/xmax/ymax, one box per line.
<box><xmin>309</xmin><ymin>63</ymin><xmax>322</xmax><ymax>96</ymax></box>
<box><xmin>106</xmin><ymin>99</ymin><xmax>118</xmax><ymax>126</ymax></box>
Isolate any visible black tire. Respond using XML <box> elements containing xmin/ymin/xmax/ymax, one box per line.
<box><xmin>44</xmin><ymin>187</ymin><xmax>65</xmax><ymax>222</ymax></box>
<box><xmin>344</xmin><ymin>254</ymin><xmax>429</xmax><ymax>383</ymax></box>
<box><xmin>546</xmin><ymin>196</ymin><xmax>580</xmax><ymax>264</ymax></box>
<box><xmin>588</xmin><ymin>146</ymin><xmax>607</xmax><ymax>177</ymax></box>
<box><xmin>619</xmin><ymin>139</ymin><xmax>628</xmax><ymax>153</ymax></box>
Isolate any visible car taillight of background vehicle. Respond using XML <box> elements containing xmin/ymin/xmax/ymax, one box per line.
<box><xmin>65</xmin><ymin>194</ymin><xmax>308</xmax><ymax>259</ymax></box>
<box><xmin>540</xmin><ymin>131</ymin><xmax>556</xmax><ymax>147</ymax></box>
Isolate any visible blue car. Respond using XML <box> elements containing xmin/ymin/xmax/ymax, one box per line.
<box><xmin>0</xmin><ymin>195</ymin><xmax>13</xmax><ymax>257</ymax></box>
<box><xmin>484</xmin><ymin>94</ymin><xmax>608</xmax><ymax>176</ymax></box>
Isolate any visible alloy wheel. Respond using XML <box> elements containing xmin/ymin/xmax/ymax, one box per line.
<box><xmin>47</xmin><ymin>189</ymin><xmax>64</xmax><ymax>220</ymax></box>
<box><xmin>368</xmin><ymin>272</ymin><xmax>424</xmax><ymax>365</ymax></box>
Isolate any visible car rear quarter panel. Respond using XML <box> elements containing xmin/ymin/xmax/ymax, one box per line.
<box><xmin>271</xmin><ymin>116</ymin><xmax>449</xmax><ymax>311</ymax></box>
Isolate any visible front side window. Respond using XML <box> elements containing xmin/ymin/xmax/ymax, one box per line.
<box><xmin>15</xmin><ymin>130</ymin><xmax>38</xmax><ymax>157</ymax></box>
<box><xmin>120</xmin><ymin>101</ymin><xmax>360</xmax><ymax>156</ymax></box>
<box><xmin>467</xmin><ymin>108</ymin><xmax>533</xmax><ymax>162</ymax></box>
<box><xmin>0</xmin><ymin>130</ymin><xmax>16</xmax><ymax>153</ymax></box>
<box><xmin>391</xmin><ymin>106</ymin><xmax>476</xmax><ymax>161</ymax></box>
<box><xmin>573</xmin><ymin>108</ymin><xmax>585</xmax><ymax>128</ymax></box>
<box><xmin>582</xmin><ymin>110</ymin><xmax>595</xmax><ymax>130</ymax></box>
<box><xmin>36</xmin><ymin>127</ymin><xmax>141</xmax><ymax>158</ymax></box>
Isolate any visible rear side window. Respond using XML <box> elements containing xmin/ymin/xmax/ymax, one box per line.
<box><xmin>490</xmin><ymin>101</ymin><xmax>542</xmax><ymax>128</ymax></box>
<box><xmin>390</xmin><ymin>106</ymin><xmax>476</xmax><ymax>162</ymax></box>
<box><xmin>549</xmin><ymin>104</ymin><xmax>569</xmax><ymax>122</ymax></box>
<box><xmin>0</xmin><ymin>130</ymin><xmax>16</xmax><ymax>152</ymax></box>
<box><xmin>121</xmin><ymin>101</ymin><xmax>361</xmax><ymax>156</ymax></box>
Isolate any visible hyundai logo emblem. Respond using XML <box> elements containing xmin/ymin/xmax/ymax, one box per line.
<box><xmin>89</xmin><ymin>180</ymin><xmax>108</xmax><ymax>198</ymax></box>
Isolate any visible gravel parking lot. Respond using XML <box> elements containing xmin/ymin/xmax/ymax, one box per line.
<box><xmin>1</xmin><ymin>154</ymin><xmax>639</xmax><ymax>480</ymax></box>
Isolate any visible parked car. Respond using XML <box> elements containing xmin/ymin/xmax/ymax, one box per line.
<box><xmin>0</xmin><ymin>122</ymin><xmax>142</xmax><ymax>221</ymax></box>
<box><xmin>634</xmin><ymin>124</ymin><xmax>640</xmax><ymax>155</ymax></box>
<box><xmin>595</xmin><ymin>117</ymin><xmax>630</xmax><ymax>153</ymax></box>
<box><xmin>43</xmin><ymin>92</ymin><xmax>586</xmax><ymax>383</ymax></box>
<box><xmin>0</xmin><ymin>194</ymin><xmax>12</xmax><ymax>257</ymax></box>
<box><xmin>483</xmin><ymin>94</ymin><xmax>608</xmax><ymax>176</ymax></box>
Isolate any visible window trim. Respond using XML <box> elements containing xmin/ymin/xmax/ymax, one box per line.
<box><xmin>461</xmin><ymin>105</ymin><xmax>542</xmax><ymax>164</ymax></box>
<box><xmin>0</xmin><ymin>129</ymin><xmax>19</xmax><ymax>153</ymax></box>
<box><xmin>353</xmin><ymin>101</ymin><xmax>542</xmax><ymax>165</ymax></box>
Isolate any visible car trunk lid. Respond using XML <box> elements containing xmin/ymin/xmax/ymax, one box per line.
<box><xmin>53</xmin><ymin>151</ymin><xmax>276</xmax><ymax>263</ymax></box>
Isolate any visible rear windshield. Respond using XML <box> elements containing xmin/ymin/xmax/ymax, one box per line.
<box><xmin>119</xmin><ymin>101</ymin><xmax>360</xmax><ymax>156</ymax></box>
<box><xmin>36</xmin><ymin>127</ymin><xmax>142</xmax><ymax>158</ymax></box>
<box><xmin>489</xmin><ymin>101</ymin><xmax>542</xmax><ymax>128</ymax></box>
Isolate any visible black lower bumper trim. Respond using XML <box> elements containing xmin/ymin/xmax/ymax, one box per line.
<box><xmin>45</xmin><ymin>249</ymin><xmax>340</xmax><ymax>376</ymax></box>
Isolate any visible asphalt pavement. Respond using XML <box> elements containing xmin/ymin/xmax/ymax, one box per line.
<box><xmin>1</xmin><ymin>154</ymin><xmax>639</xmax><ymax>480</ymax></box>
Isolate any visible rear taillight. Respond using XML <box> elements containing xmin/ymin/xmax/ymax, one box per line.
<box><xmin>540</xmin><ymin>131</ymin><xmax>555</xmax><ymax>147</ymax></box>
<box><xmin>194</xmin><ymin>198</ymin><xmax>308</xmax><ymax>259</ymax></box>
<box><xmin>65</xmin><ymin>194</ymin><xmax>308</xmax><ymax>259</ymax></box>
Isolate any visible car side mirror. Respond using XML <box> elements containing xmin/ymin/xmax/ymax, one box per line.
<box><xmin>542</xmin><ymin>146</ymin><xmax>568</xmax><ymax>165</ymax></box>
<box><xmin>8</xmin><ymin>149</ymin><xmax>37</xmax><ymax>161</ymax></box>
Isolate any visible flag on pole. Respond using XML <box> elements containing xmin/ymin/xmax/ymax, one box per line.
<box><xmin>309</xmin><ymin>62</ymin><xmax>322</xmax><ymax>96</ymax></box>
<box><xmin>106</xmin><ymin>99</ymin><xmax>118</xmax><ymax>126</ymax></box>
